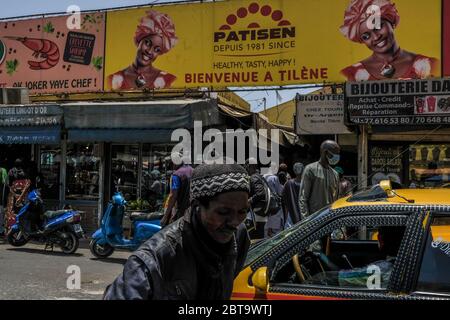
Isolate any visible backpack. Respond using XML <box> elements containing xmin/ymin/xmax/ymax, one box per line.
<box><xmin>252</xmin><ymin>174</ymin><xmax>282</xmax><ymax>217</ymax></box>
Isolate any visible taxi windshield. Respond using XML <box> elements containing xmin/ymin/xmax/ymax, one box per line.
<box><xmin>244</xmin><ymin>206</ymin><xmax>331</xmax><ymax>267</ymax></box>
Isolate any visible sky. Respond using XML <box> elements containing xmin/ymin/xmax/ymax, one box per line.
<box><xmin>0</xmin><ymin>0</ymin><xmax>319</xmax><ymax>113</ymax></box>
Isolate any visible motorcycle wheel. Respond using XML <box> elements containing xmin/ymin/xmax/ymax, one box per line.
<box><xmin>7</xmin><ymin>229</ymin><xmax>28</xmax><ymax>247</ymax></box>
<box><xmin>60</xmin><ymin>231</ymin><xmax>79</xmax><ymax>254</ymax></box>
<box><xmin>89</xmin><ymin>238</ymin><xmax>115</xmax><ymax>258</ymax></box>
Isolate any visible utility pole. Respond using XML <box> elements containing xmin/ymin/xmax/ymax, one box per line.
<box><xmin>263</xmin><ymin>97</ymin><xmax>267</xmax><ymax>116</ymax></box>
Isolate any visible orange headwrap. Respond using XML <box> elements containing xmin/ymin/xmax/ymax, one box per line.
<box><xmin>134</xmin><ymin>10</ymin><xmax>178</xmax><ymax>53</ymax></box>
<box><xmin>340</xmin><ymin>0</ymin><xmax>400</xmax><ymax>42</ymax></box>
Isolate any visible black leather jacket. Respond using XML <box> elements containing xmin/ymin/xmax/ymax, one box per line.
<box><xmin>103</xmin><ymin>210</ymin><xmax>250</xmax><ymax>300</ymax></box>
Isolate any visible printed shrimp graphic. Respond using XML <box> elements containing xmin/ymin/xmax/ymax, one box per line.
<box><xmin>5</xmin><ymin>36</ymin><xmax>60</xmax><ymax>70</ymax></box>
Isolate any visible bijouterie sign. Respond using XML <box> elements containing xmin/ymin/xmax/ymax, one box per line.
<box><xmin>346</xmin><ymin>79</ymin><xmax>450</xmax><ymax>126</ymax></box>
<box><xmin>296</xmin><ymin>94</ymin><xmax>351</xmax><ymax>135</ymax></box>
<box><xmin>0</xmin><ymin>105</ymin><xmax>62</xmax><ymax>126</ymax></box>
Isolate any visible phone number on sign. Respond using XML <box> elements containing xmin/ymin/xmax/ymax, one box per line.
<box><xmin>351</xmin><ymin>116</ymin><xmax>450</xmax><ymax>125</ymax></box>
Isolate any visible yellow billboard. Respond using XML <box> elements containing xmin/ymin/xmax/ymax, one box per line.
<box><xmin>104</xmin><ymin>0</ymin><xmax>441</xmax><ymax>90</ymax></box>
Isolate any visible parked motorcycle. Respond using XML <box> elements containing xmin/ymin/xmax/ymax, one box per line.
<box><xmin>7</xmin><ymin>190</ymin><xmax>84</xmax><ymax>254</ymax></box>
<box><xmin>89</xmin><ymin>191</ymin><xmax>162</xmax><ymax>258</ymax></box>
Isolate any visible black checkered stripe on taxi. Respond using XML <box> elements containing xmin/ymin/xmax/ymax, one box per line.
<box><xmin>269</xmin><ymin>286</ymin><xmax>450</xmax><ymax>300</ymax></box>
<box><xmin>389</xmin><ymin>209</ymin><xmax>429</xmax><ymax>294</ymax></box>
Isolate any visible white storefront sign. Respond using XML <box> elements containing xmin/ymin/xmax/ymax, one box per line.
<box><xmin>296</xmin><ymin>94</ymin><xmax>351</xmax><ymax>135</ymax></box>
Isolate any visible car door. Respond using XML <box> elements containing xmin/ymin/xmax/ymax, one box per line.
<box><xmin>260</xmin><ymin>207</ymin><xmax>426</xmax><ymax>300</ymax></box>
<box><xmin>409</xmin><ymin>211</ymin><xmax>450</xmax><ymax>299</ymax></box>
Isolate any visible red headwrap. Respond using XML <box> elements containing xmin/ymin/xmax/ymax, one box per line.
<box><xmin>134</xmin><ymin>10</ymin><xmax>178</xmax><ymax>53</ymax></box>
<box><xmin>340</xmin><ymin>0</ymin><xmax>400</xmax><ymax>42</ymax></box>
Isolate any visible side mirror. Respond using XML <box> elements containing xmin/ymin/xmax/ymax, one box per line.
<box><xmin>251</xmin><ymin>267</ymin><xmax>269</xmax><ymax>294</ymax></box>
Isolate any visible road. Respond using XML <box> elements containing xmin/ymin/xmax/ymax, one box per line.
<box><xmin>0</xmin><ymin>238</ymin><xmax>130</xmax><ymax>300</ymax></box>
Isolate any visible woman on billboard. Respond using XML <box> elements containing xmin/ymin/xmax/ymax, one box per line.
<box><xmin>339</xmin><ymin>0</ymin><xmax>439</xmax><ymax>81</ymax></box>
<box><xmin>108</xmin><ymin>10</ymin><xmax>178</xmax><ymax>90</ymax></box>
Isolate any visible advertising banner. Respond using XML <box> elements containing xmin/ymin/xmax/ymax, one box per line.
<box><xmin>444</xmin><ymin>0</ymin><xmax>450</xmax><ymax>76</ymax></box>
<box><xmin>296</xmin><ymin>94</ymin><xmax>351</xmax><ymax>134</ymax></box>
<box><xmin>0</xmin><ymin>14</ymin><xmax>105</xmax><ymax>94</ymax></box>
<box><xmin>346</xmin><ymin>79</ymin><xmax>450</xmax><ymax>126</ymax></box>
<box><xmin>104</xmin><ymin>0</ymin><xmax>441</xmax><ymax>90</ymax></box>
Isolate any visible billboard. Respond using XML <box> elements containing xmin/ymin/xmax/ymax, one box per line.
<box><xmin>296</xmin><ymin>94</ymin><xmax>351</xmax><ymax>134</ymax></box>
<box><xmin>346</xmin><ymin>78</ymin><xmax>450</xmax><ymax>126</ymax></box>
<box><xmin>0</xmin><ymin>14</ymin><xmax>105</xmax><ymax>93</ymax></box>
<box><xmin>444</xmin><ymin>0</ymin><xmax>450</xmax><ymax>76</ymax></box>
<box><xmin>104</xmin><ymin>0</ymin><xmax>442</xmax><ymax>90</ymax></box>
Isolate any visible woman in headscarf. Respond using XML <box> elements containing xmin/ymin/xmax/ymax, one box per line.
<box><xmin>108</xmin><ymin>10</ymin><xmax>178</xmax><ymax>90</ymax></box>
<box><xmin>339</xmin><ymin>0</ymin><xmax>439</xmax><ymax>81</ymax></box>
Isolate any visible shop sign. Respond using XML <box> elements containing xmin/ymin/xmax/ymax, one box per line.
<box><xmin>296</xmin><ymin>94</ymin><xmax>351</xmax><ymax>135</ymax></box>
<box><xmin>346</xmin><ymin>79</ymin><xmax>450</xmax><ymax>126</ymax></box>
<box><xmin>0</xmin><ymin>134</ymin><xmax>58</xmax><ymax>144</ymax></box>
<box><xmin>0</xmin><ymin>105</ymin><xmax>62</xmax><ymax>126</ymax></box>
<box><xmin>104</xmin><ymin>0</ymin><xmax>441</xmax><ymax>90</ymax></box>
<box><xmin>369</xmin><ymin>145</ymin><xmax>403</xmax><ymax>186</ymax></box>
<box><xmin>0</xmin><ymin>14</ymin><xmax>105</xmax><ymax>94</ymax></box>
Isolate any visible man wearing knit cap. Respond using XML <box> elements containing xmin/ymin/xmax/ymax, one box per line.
<box><xmin>104</xmin><ymin>163</ymin><xmax>251</xmax><ymax>300</ymax></box>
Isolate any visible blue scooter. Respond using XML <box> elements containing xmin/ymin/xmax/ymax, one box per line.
<box><xmin>7</xmin><ymin>190</ymin><xmax>85</xmax><ymax>254</ymax></box>
<box><xmin>89</xmin><ymin>192</ymin><xmax>162</xmax><ymax>258</ymax></box>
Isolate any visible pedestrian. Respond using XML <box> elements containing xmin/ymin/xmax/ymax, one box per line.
<box><xmin>160</xmin><ymin>159</ymin><xmax>193</xmax><ymax>226</ymax></box>
<box><xmin>103</xmin><ymin>163</ymin><xmax>251</xmax><ymax>300</ymax></box>
<box><xmin>245</xmin><ymin>158</ymin><xmax>267</xmax><ymax>240</ymax></box>
<box><xmin>277</xmin><ymin>163</ymin><xmax>290</xmax><ymax>185</ymax></box>
<box><xmin>334</xmin><ymin>166</ymin><xmax>353</xmax><ymax>198</ymax></box>
<box><xmin>299</xmin><ymin>140</ymin><xmax>340</xmax><ymax>219</ymax></box>
<box><xmin>264</xmin><ymin>164</ymin><xmax>285</xmax><ymax>238</ymax></box>
<box><xmin>5</xmin><ymin>158</ymin><xmax>31</xmax><ymax>232</ymax></box>
<box><xmin>282</xmin><ymin>162</ymin><xmax>304</xmax><ymax>228</ymax></box>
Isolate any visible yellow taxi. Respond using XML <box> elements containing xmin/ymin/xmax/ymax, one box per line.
<box><xmin>233</xmin><ymin>181</ymin><xmax>450</xmax><ymax>300</ymax></box>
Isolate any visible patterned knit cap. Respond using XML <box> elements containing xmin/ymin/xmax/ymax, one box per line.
<box><xmin>190</xmin><ymin>163</ymin><xmax>250</xmax><ymax>201</ymax></box>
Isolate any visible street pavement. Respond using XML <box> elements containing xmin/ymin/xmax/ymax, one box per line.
<box><xmin>0</xmin><ymin>237</ymin><xmax>131</xmax><ymax>300</ymax></box>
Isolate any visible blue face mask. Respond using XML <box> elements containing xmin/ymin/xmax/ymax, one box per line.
<box><xmin>327</xmin><ymin>152</ymin><xmax>340</xmax><ymax>166</ymax></box>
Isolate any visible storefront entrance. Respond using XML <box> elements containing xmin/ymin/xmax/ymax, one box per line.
<box><xmin>368</xmin><ymin>141</ymin><xmax>450</xmax><ymax>189</ymax></box>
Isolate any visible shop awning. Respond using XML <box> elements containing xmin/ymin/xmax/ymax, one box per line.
<box><xmin>63</xmin><ymin>99</ymin><xmax>221</xmax><ymax>129</ymax></box>
<box><xmin>0</xmin><ymin>125</ymin><xmax>60</xmax><ymax>144</ymax></box>
<box><xmin>63</xmin><ymin>99</ymin><xmax>222</xmax><ymax>143</ymax></box>
<box><xmin>67</xmin><ymin>129</ymin><xmax>175</xmax><ymax>143</ymax></box>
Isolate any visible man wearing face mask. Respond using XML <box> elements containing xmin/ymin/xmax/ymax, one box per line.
<box><xmin>103</xmin><ymin>163</ymin><xmax>251</xmax><ymax>300</ymax></box>
<box><xmin>299</xmin><ymin>140</ymin><xmax>340</xmax><ymax>219</ymax></box>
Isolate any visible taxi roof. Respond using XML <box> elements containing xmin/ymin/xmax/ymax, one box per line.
<box><xmin>332</xmin><ymin>188</ymin><xmax>450</xmax><ymax>210</ymax></box>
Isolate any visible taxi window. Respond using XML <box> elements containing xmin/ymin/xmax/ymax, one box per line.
<box><xmin>244</xmin><ymin>207</ymin><xmax>331</xmax><ymax>267</ymax></box>
<box><xmin>416</xmin><ymin>217</ymin><xmax>450</xmax><ymax>293</ymax></box>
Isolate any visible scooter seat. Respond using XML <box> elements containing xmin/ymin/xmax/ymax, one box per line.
<box><xmin>130</xmin><ymin>211</ymin><xmax>164</xmax><ymax>221</ymax></box>
<box><xmin>44</xmin><ymin>210</ymin><xmax>71</xmax><ymax>219</ymax></box>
